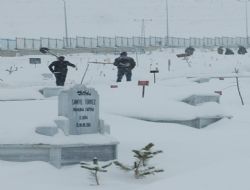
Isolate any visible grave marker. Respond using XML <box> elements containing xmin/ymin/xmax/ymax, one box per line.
<box><xmin>110</xmin><ymin>85</ymin><xmax>118</xmax><ymax>88</ymax></box>
<box><xmin>58</xmin><ymin>84</ymin><xmax>99</xmax><ymax>135</ymax></box>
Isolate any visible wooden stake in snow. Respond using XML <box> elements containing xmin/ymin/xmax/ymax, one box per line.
<box><xmin>80</xmin><ymin>63</ymin><xmax>90</xmax><ymax>84</ymax></box>
<box><xmin>234</xmin><ymin>68</ymin><xmax>244</xmax><ymax>105</ymax></box>
<box><xmin>150</xmin><ymin>68</ymin><xmax>159</xmax><ymax>83</ymax></box>
<box><xmin>168</xmin><ymin>59</ymin><xmax>171</xmax><ymax>71</ymax></box>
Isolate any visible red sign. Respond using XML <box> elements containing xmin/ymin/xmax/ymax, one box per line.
<box><xmin>110</xmin><ymin>85</ymin><xmax>118</xmax><ymax>88</ymax></box>
<box><xmin>138</xmin><ymin>80</ymin><xmax>149</xmax><ymax>86</ymax></box>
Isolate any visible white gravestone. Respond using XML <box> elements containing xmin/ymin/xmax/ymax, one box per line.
<box><xmin>58</xmin><ymin>84</ymin><xmax>100</xmax><ymax>135</ymax></box>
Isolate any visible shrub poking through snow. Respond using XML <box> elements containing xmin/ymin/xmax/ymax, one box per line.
<box><xmin>5</xmin><ymin>65</ymin><xmax>18</xmax><ymax>74</ymax></box>
<box><xmin>114</xmin><ymin>143</ymin><xmax>164</xmax><ymax>178</ymax></box>
<box><xmin>80</xmin><ymin>157</ymin><xmax>112</xmax><ymax>185</ymax></box>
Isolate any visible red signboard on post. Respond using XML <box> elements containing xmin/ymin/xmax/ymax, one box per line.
<box><xmin>138</xmin><ymin>80</ymin><xmax>149</xmax><ymax>86</ymax></box>
<box><xmin>110</xmin><ymin>85</ymin><xmax>118</xmax><ymax>88</ymax></box>
<box><xmin>138</xmin><ymin>80</ymin><xmax>149</xmax><ymax>98</ymax></box>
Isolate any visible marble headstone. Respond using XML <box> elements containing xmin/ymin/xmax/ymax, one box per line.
<box><xmin>58</xmin><ymin>84</ymin><xmax>99</xmax><ymax>135</ymax></box>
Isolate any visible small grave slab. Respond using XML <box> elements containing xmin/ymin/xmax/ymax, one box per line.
<box><xmin>39</xmin><ymin>87</ymin><xmax>64</xmax><ymax>98</ymax></box>
<box><xmin>35</xmin><ymin>127</ymin><xmax>58</xmax><ymax>136</ymax></box>
<box><xmin>182</xmin><ymin>94</ymin><xmax>220</xmax><ymax>106</ymax></box>
<box><xmin>193</xmin><ymin>78</ymin><xmax>210</xmax><ymax>83</ymax></box>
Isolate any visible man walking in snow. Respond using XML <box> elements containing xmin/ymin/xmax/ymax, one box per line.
<box><xmin>48</xmin><ymin>56</ymin><xmax>77</xmax><ymax>86</ymax></box>
<box><xmin>113</xmin><ymin>52</ymin><xmax>136</xmax><ymax>82</ymax></box>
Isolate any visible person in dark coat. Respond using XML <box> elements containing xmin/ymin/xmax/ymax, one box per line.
<box><xmin>185</xmin><ymin>46</ymin><xmax>195</xmax><ymax>56</ymax></box>
<box><xmin>113</xmin><ymin>52</ymin><xmax>136</xmax><ymax>82</ymax></box>
<box><xmin>48</xmin><ymin>56</ymin><xmax>77</xmax><ymax>86</ymax></box>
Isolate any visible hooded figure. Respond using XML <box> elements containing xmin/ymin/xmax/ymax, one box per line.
<box><xmin>113</xmin><ymin>52</ymin><xmax>136</xmax><ymax>82</ymax></box>
<box><xmin>48</xmin><ymin>56</ymin><xmax>76</xmax><ymax>86</ymax></box>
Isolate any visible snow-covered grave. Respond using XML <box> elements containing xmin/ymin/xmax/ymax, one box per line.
<box><xmin>39</xmin><ymin>86</ymin><xmax>64</xmax><ymax>98</ymax></box>
<box><xmin>0</xmin><ymin>84</ymin><xmax>118</xmax><ymax>168</ymax></box>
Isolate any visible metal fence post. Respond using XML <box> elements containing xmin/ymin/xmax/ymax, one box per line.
<box><xmin>7</xmin><ymin>39</ymin><xmax>10</xmax><ymax>50</ymax></box>
<box><xmin>48</xmin><ymin>38</ymin><xmax>51</xmax><ymax>49</ymax></box>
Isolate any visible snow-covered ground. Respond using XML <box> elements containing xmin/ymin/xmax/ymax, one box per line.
<box><xmin>1</xmin><ymin>48</ymin><xmax>250</xmax><ymax>189</ymax></box>
<box><xmin>1</xmin><ymin>0</ymin><xmax>250</xmax><ymax>189</ymax></box>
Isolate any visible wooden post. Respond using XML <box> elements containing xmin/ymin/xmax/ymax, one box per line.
<box><xmin>168</xmin><ymin>59</ymin><xmax>171</xmax><ymax>71</ymax></box>
<box><xmin>142</xmin><ymin>86</ymin><xmax>145</xmax><ymax>98</ymax></box>
<box><xmin>150</xmin><ymin>69</ymin><xmax>159</xmax><ymax>84</ymax></box>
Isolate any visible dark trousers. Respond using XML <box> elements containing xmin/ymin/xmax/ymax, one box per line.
<box><xmin>54</xmin><ymin>72</ymin><xmax>67</xmax><ymax>86</ymax></box>
<box><xmin>116</xmin><ymin>68</ymin><xmax>132</xmax><ymax>82</ymax></box>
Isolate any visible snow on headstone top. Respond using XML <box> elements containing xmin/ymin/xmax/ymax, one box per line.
<box><xmin>58</xmin><ymin>84</ymin><xmax>99</xmax><ymax>135</ymax></box>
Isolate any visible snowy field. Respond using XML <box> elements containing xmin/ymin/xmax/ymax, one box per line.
<box><xmin>1</xmin><ymin>48</ymin><xmax>250</xmax><ymax>189</ymax></box>
<box><xmin>1</xmin><ymin>0</ymin><xmax>250</xmax><ymax>189</ymax></box>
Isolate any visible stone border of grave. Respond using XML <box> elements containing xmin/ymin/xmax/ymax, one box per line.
<box><xmin>129</xmin><ymin>115</ymin><xmax>225</xmax><ymax>129</ymax></box>
<box><xmin>168</xmin><ymin>116</ymin><xmax>224</xmax><ymax>129</ymax></box>
<box><xmin>182</xmin><ymin>94</ymin><xmax>220</xmax><ymax>106</ymax></box>
<box><xmin>187</xmin><ymin>77</ymin><xmax>211</xmax><ymax>83</ymax></box>
<box><xmin>0</xmin><ymin>142</ymin><xmax>118</xmax><ymax>168</ymax></box>
<box><xmin>193</xmin><ymin>78</ymin><xmax>211</xmax><ymax>83</ymax></box>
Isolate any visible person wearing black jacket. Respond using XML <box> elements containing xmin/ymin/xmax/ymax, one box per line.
<box><xmin>48</xmin><ymin>56</ymin><xmax>77</xmax><ymax>86</ymax></box>
<box><xmin>113</xmin><ymin>52</ymin><xmax>136</xmax><ymax>82</ymax></box>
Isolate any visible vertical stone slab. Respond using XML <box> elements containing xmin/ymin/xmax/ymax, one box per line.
<box><xmin>49</xmin><ymin>147</ymin><xmax>62</xmax><ymax>168</ymax></box>
<box><xmin>58</xmin><ymin>84</ymin><xmax>99</xmax><ymax>135</ymax></box>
